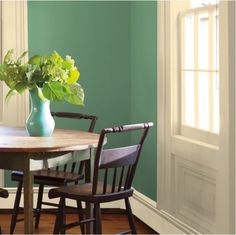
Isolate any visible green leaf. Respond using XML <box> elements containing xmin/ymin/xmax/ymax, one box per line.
<box><xmin>5</xmin><ymin>89</ymin><xmax>17</xmax><ymax>103</ymax></box>
<box><xmin>17</xmin><ymin>51</ymin><xmax>28</xmax><ymax>64</ymax></box>
<box><xmin>62</xmin><ymin>84</ymin><xmax>72</xmax><ymax>94</ymax></box>
<box><xmin>42</xmin><ymin>82</ymin><xmax>64</xmax><ymax>101</ymax></box>
<box><xmin>64</xmin><ymin>83</ymin><xmax>84</xmax><ymax>105</ymax></box>
<box><xmin>42</xmin><ymin>83</ymin><xmax>56</xmax><ymax>101</ymax></box>
<box><xmin>67</xmin><ymin>68</ymin><xmax>80</xmax><ymax>84</ymax></box>
<box><xmin>5</xmin><ymin>77</ymin><xmax>18</xmax><ymax>90</ymax></box>
<box><xmin>25</xmin><ymin>64</ymin><xmax>34</xmax><ymax>79</ymax></box>
<box><xmin>29</xmin><ymin>55</ymin><xmax>42</xmax><ymax>65</ymax></box>
<box><xmin>14</xmin><ymin>82</ymin><xmax>28</xmax><ymax>94</ymax></box>
<box><xmin>4</xmin><ymin>49</ymin><xmax>14</xmax><ymax>64</ymax></box>
<box><xmin>64</xmin><ymin>93</ymin><xmax>84</xmax><ymax>105</ymax></box>
<box><xmin>0</xmin><ymin>64</ymin><xmax>8</xmax><ymax>81</ymax></box>
<box><xmin>62</xmin><ymin>60</ymin><xmax>72</xmax><ymax>70</ymax></box>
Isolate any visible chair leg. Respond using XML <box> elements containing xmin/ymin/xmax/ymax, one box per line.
<box><xmin>125</xmin><ymin>198</ymin><xmax>137</xmax><ymax>234</ymax></box>
<box><xmin>35</xmin><ymin>184</ymin><xmax>44</xmax><ymax>229</ymax></box>
<box><xmin>93</xmin><ymin>203</ymin><xmax>102</xmax><ymax>234</ymax></box>
<box><xmin>76</xmin><ymin>200</ymin><xmax>85</xmax><ymax>234</ymax></box>
<box><xmin>53</xmin><ymin>197</ymin><xmax>66</xmax><ymax>235</ymax></box>
<box><xmin>10</xmin><ymin>181</ymin><xmax>23</xmax><ymax>234</ymax></box>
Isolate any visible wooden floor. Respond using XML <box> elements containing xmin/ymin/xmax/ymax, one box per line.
<box><xmin>0</xmin><ymin>212</ymin><xmax>157</xmax><ymax>234</ymax></box>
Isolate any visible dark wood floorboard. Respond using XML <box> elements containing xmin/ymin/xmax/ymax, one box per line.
<box><xmin>0</xmin><ymin>212</ymin><xmax>157</xmax><ymax>234</ymax></box>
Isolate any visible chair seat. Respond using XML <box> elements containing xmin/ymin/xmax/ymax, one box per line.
<box><xmin>0</xmin><ymin>188</ymin><xmax>8</xmax><ymax>198</ymax></box>
<box><xmin>12</xmin><ymin>170</ymin><xmax>84</xmax><ymax>186</ymax></box>
<box><xmin>49</xmin><ymin>182</ymin><xmax>133</xmax><ymax>203</ymax></box>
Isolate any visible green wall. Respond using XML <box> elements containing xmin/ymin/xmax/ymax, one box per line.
<box><xmin>130</xmin><ymin>1</ymin><xmax>157</xmax><ymax>200</ymax></box>
<box><xmin>5</xmin><ymin>1</ymin><xmax>157</xmax><ymax>201</ymax></box>
<box><xmin>28</xmin><ymin>1</ymin><xmax>131</xmax><ymax>130</ymax></box>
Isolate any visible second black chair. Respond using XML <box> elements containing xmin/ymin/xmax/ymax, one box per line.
<box><xmin>49</xmin><ymin>122</ymin><xmax>153</xmax><ymax>234</ymax></box>
<box><xmin>10</xmin><ymin>112</ymin><xmax>97</xmax><ymax>234</ymax></box>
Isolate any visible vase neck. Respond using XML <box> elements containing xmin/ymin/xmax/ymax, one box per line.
<box><xmin>29</xmin><ymin>88</ymin><xmax>49</xmax><ymax>108</ymax></box>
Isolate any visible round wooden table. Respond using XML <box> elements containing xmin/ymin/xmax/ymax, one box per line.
<box><xmin>0</xmin><ymin>126</ymin><xmax>100</xmax><ymax>234</ymax></box>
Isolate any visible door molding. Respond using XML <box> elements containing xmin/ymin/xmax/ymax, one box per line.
<box><xmin>156</xmin><ymin>0</ymin><xmax>166</xmax><ymax>210</ymax></box>
<box><xmin>1</xmin><ymin>0</ymin><xmax>29</xmax><ymax>127</ymax></box>
<box><xmin>0</xmin><ymin>0</ymin><xmax>29</xmax><ymax>187</ymax></box>
<box><xmin>218</xmin><ymin>1</ymin><xmax>235</xmax><ymax>232</ymax></box>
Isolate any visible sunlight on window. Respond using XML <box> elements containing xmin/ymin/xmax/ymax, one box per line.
<box><xmin>198</xmin><ymin>72</ymin><xmax>209</xmax><ymax>130</ymax></box>
<box><xmin>191</xmin><ymin>0</ymin><xmax>219</xmax><ymax>8</ymax></box>
<box><xmin>198</xmin><ymin>13</ymin><xmax>208</xmax><ymax>70</ymax></box>
<box><xmin>185</xmin><ymin>15</ymin><xmax>194</xmax><ymax>69</ymax></box>
<box><xmin>184</xmin><ymin>72</ymin><xmax>195</xmax><ymax>126</ymax></box>
<box><xmin>180</xmin><ymin>3</ymin><xmax>219</xmax><ymax>134</ymax></box>
<box><xmin>213</xmin><ymin>10</ymin><xmax>219</xmax><ymax>71</ymax></box>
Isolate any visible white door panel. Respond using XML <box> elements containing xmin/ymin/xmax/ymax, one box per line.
<box><xmin>157</xmin><ymin>1</ymin><xmax>235</xmax><ymax>233</ymax></box>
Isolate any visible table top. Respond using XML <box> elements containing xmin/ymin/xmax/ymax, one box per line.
<box><xmin>0</xmin><ymin>126</ymin><xmax>100</xmax><ymax>153</ymax></box>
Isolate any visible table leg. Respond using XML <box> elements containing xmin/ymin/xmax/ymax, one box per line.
<box><xmin>23</xmin><ymin>159</ymin><xmax>34</xmax><ymax>234</ymax></box>
<box><xmin>84</xmin><ymin>153</ymin><xmax>93</xmax><ymax>233</ymax></box>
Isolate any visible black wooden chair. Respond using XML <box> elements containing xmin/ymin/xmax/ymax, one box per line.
<box><xmin>49</xmin><ymin>122</ymin><xmax>153</xmax><ymax>234</ymax></box>
<box><xmin>0</xmin><ymin>188</ymin><xmax>9</xmax><ymax>234</ymax></box>
<box><xmin>10</xmin><ymin>112</ymin><xmax>97</xmax><ymax>234</ymax></box>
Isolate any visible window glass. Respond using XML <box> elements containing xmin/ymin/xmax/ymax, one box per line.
<box><xmin>184</xmin><ymin>71</ymin><xmax>195</xmax><ymax>126</ymax></box>
<box><xmin>198</xmin><ymin>72</ymin><xmax>209</xmax><ymax>130</ymax></box>
<box><xmin>184</xmin><ymin>15</ymin><xmax>194</xmax><ymax>70</ymax></box>
<box><xmin>180</xmin><ymin>2</ymin><xmax>219</xmax><ymax>134</ymax></box>
<box><xmin>198</xmin><ymin>13</ymin><xmax>209</xmax><ymax>70</ymax></box>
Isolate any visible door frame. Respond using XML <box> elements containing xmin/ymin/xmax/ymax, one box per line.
<box><xmin>157</xmin><ymin>1</ymin><xmax>235</xmax><ymax>233</ymax></box>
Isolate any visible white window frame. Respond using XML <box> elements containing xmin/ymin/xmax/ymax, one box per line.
<box><xmin>178</xmin><ymin>2</ymin><xmax>220</xmax><ymax>146</ymax></box>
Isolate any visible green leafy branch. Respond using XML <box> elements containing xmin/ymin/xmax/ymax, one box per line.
<box><xmin>0</xmin><ymin>49</ymin><xmax>84</xmax><ymax>105</ymax></box>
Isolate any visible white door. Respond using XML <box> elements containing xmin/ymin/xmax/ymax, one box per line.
<box><xmin>157</xmin><ymin>0</ymin><xmax>235</xmax><ymax>233</ymax></box>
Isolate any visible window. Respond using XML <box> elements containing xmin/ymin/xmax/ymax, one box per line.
<box><xmin>179</xmin><ymin>0</ymin><xmax>219</xmax><ymax>144</ymax></box>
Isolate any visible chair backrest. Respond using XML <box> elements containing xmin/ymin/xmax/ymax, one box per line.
<box><xmin>92</xmin><ymin>122</ymin><xmax>153</xmax><ymax>195</ymax></box>
<box><xmin>51</xmin><ymin>112</ymin><xmax>97</xmax><ymax>132</ymax></box>
<box><xmin>51</xmin><ymin>112</ymin><xmax>98</xmax><ymax>173</ymax></box>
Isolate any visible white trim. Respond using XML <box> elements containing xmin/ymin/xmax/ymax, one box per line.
<box><xmin>1</xmin><ymin>0</ymin><xmax>29</xmax><ymax>128</ymax></box>
<box><xmin>157</xmin><ymin>0</ymin><xmax>166</xmax><ymax>210</ymax></box>
<box><xmin>0</xmin><ymin>187</ymin><xmax>199</xmax><ymax>234</ymax></box>
<box><xmin>217</xmin><ymin>1</ymin><xmax>235</xmax><ymax>233</ymax></box>
<box><xmin>181</xmin><ymin>125</ymin><xmax>219</xmax><ymax>146</ymax></box>
<box><xmin>0</xmin><ymin>0</ymin><xmax>29</xmax><ymax>187</ymax></box>
<box><xmin>131</xmin><ymin>190</ymin><xmax>199</xmax><ymax>234</ymax></box>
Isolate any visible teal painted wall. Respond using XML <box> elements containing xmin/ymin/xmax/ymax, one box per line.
<box><xmin>5</xmin><ymin>1</ymin><xmax>157</xmax><ymax>201</ymax></box>
<box><xmin>130</xmin><ymin>1</ymin><xmax>157</xmax><ymax>200</ymax></box>
<box><xmin>28</xmin><ymin>1</ymin><xmax>131</xmax><ymax>130</ymax></box>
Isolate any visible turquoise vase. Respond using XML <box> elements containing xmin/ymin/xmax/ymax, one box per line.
<box><xmin>26</xmin><ymin>88</ymin><xmax>55</xmax><ymax>136</ymax></box>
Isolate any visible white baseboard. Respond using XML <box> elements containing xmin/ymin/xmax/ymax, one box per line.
<box><xmin>131</xmin><ymin>189</ymin><xmax>199</xmax><ymax>234</ymax></box>
<box><xmin>0</xmin><ymin>187</ymin><xmax>199</xmax><ymax>234</ymax></box>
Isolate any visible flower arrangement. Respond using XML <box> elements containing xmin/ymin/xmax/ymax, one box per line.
<box><xmin>0</xmin><ymin>49</ymin><xmax>84</xmax><ymax>105</ymax></box>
